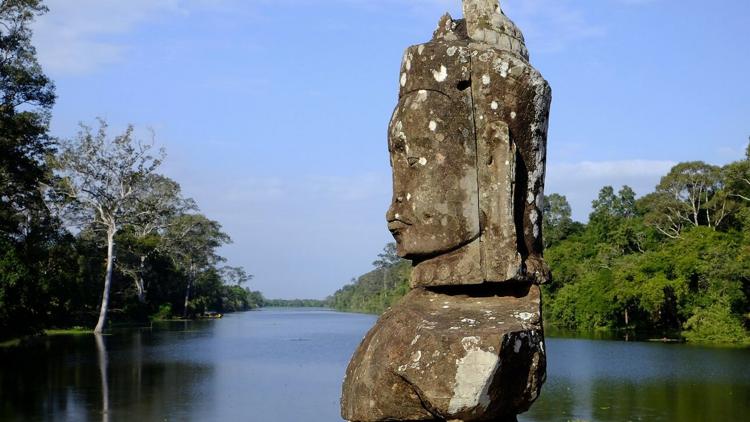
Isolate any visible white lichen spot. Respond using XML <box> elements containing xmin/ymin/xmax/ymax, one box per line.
<box><xmin>514</xmin><ymin>312</ymin><xmax>535</xmax><ymax>321</ymax></box>
<box><xmin>411</xmin><ymin>350</ymin><xmax>422</xmax><ymax>362</ymax></box>
<box><xmin>418</xmin><ymin>157</ymin><xmax>427</xmax><ymax>166</ymax></box>
<box><xmin>418</xmin><ymin>45</ymin><xmax>425</xmax><ymax>55</ymax></box>
<box><xmin>442</xmin><ymin>305</ymin><xmax>450</xmax><ymax>309</ymax></box>
<box><xmin>510</xmin><ymin>111</ymin><xmax>517</xmax><ymax>119</ymax></box>
<box><xmin>406</xmin><ymin>193</ymin><xmax>412</xmax><ymax>201</ymax></box>
<box><xmin>448</xmin><ymin>337</ymin><xmax>498</xmax><ymax>414</ymax></box>
<box><xmin>446</xmin><ymin>46</ymin><xmax>457</xmax><ymax>56</ymax></box>
<box><xmin>490</xmin><ymin>101</ymin><xmax>498</xmax><ymax>110</ymax></box>
<box><xmin>429</xmin><ymin>121</ymin><xmax>437</xmax><ymax>131</ymax></box>
<box><xmin>514</xmin><ymin>339</ymin><xmax>522</xmax><ymax>353</ymax></box>
<box><xmin>410</xmin><ymin>334</ymin><xmax>421</xmax><ymax>346</ymax></box>
<box><xmin>529</xmin><ymin>209</ymin><xmax>539</xmax><ymax>224</ymax></box>
<box><xmin>405</xmin><ymin>58</ymin><xmax>411</xmax><ymax>71</ymax></box>
<box><xmin>482</xmin><ymin>74</ymin><xmax>491</xmax><ymax>85</ymax></box>
<box><xmin>400</xmin><ymin>73</ymin><xmax>407</xmax><ymax>87</ymax></box>
<box><xmin>432</xmin><ymin>65</ymin><xmax>448</xmax><ymax>82</ymax></box>
<box><xmin>416</xmin><ymin>89</ymin><xmax>428</xmax><ymax>102</ymax></box>
<box><xmin>498</xmin><ymin>61</ymin><xmax>509</xmax><ymax>78</ymax></box>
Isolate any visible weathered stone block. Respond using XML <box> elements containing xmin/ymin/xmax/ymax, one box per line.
<box><xmin>341</xmin><ymin>286</ymin><xmax>545</xmax><ymax>421</ymax></box>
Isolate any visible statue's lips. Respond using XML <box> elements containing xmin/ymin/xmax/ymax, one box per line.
<box><xmin>387</xmin><ymin>220</ymin><xmax>411</xmax><ymax>233</ymax></box>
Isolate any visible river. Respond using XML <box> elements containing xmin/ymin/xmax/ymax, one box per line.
<box><xmin>1</xmin><ymin>308</ymin><xmax>748</xmax><ymax>421</ymax></box>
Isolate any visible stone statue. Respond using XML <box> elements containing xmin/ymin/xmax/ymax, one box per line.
<box><xmin>341</xmin><ymin>1</ymin><xmax>551</xmax><ymax>421</ymax></box>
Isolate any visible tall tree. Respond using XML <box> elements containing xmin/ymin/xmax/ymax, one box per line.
<box><xmin>724</xmin><ymin>138</ymin><xmax>750</xmax><ymax>203</ymax></box>
<box><xmin>372</xmin><ymin>242</ymin><xmax>400</xmax><ymax>269</ymax></box>
<box><xmin>221</xmin><ymin>266</ymin><xmax>252</xmax><ymax>286</ymax></box>
<box><xmin>162</xmin><ymin>213</ymin><xmax>230</xmax><ymax>317</ymax></box>
<box><xmin>51</xmin><ymin>120</ymin><xmax>164</xmax><ymax>333</ymax></box>
<box><xmin>643</xmin><ymin>162</ymin><xmax>731</xmax><ymax>238</ymax></box>
<box><xmin>372</xmin><ymin>242</ymin><xmax>402</xmax><ymax>308</ymax></box>
<box><xmin>542</xmin><ymin>193</ymin><xmax>574</xmax><ymax>248</ymax></box>
<box><xmin>119</xmin><ymin>174</ymin><xmax>196</xmax><ymax>303</ymax></box>
<box><xmin>0</xmin><ymin>0</ymin><xmax>61</xmax><ymax>339</ymax></box>
<box><xmin>0</xmin><ymin>0</ymin><xmax>55</xmax><ymax>236</ymax></box>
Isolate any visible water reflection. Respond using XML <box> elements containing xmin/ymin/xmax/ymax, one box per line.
<box><xmin>1</xmin><ymin>325</ymin><xmax>214</xmax><ymax>421</ymax></box>
<box><xmin>95</xmin><ymin>334</ymin><xmax>109</xmax><ymax>422</ymax></box>
<box><xmin>522</xmin><ymin>338</ymin><xmax>750</xmax><ymax>422</ymax></box>
<box><xmin>1</xmin><ymin>310</ymin><xmax>749</xmax><ymax>422</ymax></box>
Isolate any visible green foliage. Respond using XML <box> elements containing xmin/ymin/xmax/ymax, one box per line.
<box><xmin>0</xmin><ymin>1</ymin><xmax>261</xmax><ymax>340</ymax></box>
<box><xmin>542</xmin><ymin>193</ymin><xmax>577</xmax><ymax>248</ymax></box>
<box><xmin>151</xmin><ymin>303</ymin><xmax>173</xmax><ymax>321</ymax></box>
<box><xmin>541</xmin><ymin>153</ymin><xmax>750</xmax><ymax>343</ymax></box>
<box><xmin>0</xmin><ymin>0</ymin><xmax>55</xmax><ymax>237</ymax></box>
<box><xmin>329</xmin><ymin>244</ymin><xmax>410</xmax><ymax>314</ymax></box>
<box><xmin>683</xmin><ymin>297</ymin><xmax>749</xmax><ymax>345</ymax></box>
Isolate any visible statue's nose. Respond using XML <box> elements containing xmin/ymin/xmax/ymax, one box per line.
<box><xmin>386</xmin><ymin>197</ymin><xmax>404</xmax><ymax>222</ymax></box>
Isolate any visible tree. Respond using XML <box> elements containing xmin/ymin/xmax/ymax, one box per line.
<box><xmin>372</xmin><ymin>242</ymin><xmax>402</xmax><ymax>308</ymax></box>
<box><xmin>724</xmin><ymin>138</ymin><xmax>750</xmax><ymax>203</ymax></box>
<box><xmin>372</xmin><ymin>242</ymin><xmax>400</xmax><ymax>269</ymax></box>
<box><xmin>542</xmin><ymin>193</ymin><xmax>574</xmax><ymax>248</ymax></box>
<box><xmin>118</xmin><ymin>174</ymin><xmax>196</xmax><ymax>303</ymax></box>
<box><xmin>51</xmin><ymin>119</ymin><xmax>164</xmax><ymax>333</ymax></box>
<box><xmin>0</xmin><ymin>0</ymin><xmax>55</xmax><ymax>237</ymax></box>
<box><xmin>643</xmin><ymin>162</ymin><xmax>731</xmax><ymax>238</ymax></box>
<box><xmin>162</xmin><ymin>213</ymin><xmax>230</xmax><ymax>317</ymax></box>
<box><xmin>221</xmin><ymin>266</ymin><xmax>252</xmax><ymax>286</ymax></box>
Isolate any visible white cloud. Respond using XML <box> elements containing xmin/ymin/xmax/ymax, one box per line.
<box><xmin>546</xmin><ymin>159</ymin><xmax>676</xmax><ymax>221</ymax></box>
<box><xmin>33</xmin><ymin>0</ymin><xmax>603</xmax><ymax>75</ymax></box>
<box><xmin>501</xmin><ymin>0</ymin><xmax>605</xmax><ymax>54</ymax></box>
<box><xmin>32</xmin><ymin>0</ymin><xmax>191</xmax><ymax>75</ymax></box>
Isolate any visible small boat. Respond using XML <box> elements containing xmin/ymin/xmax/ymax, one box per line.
<box><xmin>203</xmin><ymin>311</ymin><xmax>223</xmax><ymax>319</ymax></box>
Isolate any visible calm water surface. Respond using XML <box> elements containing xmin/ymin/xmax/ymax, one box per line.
<box><xmin>1</xmin><ymin>308</ymin><xmax>749</xmax><ymax>421</ymax></box>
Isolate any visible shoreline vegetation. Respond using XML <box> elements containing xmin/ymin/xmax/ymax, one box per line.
<box><xmin>0</xmin><ymin>3</ymin><xmax>267</xmax><ymax>342</ymax></box>
<box><xmin>329</xmin><ymin>146</ymin><xmax>750</xmax><ymax>347</ymax></box>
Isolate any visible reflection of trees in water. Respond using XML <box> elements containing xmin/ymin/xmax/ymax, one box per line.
<box><xmin>95</xmin><ymin>334</ymin><xmax>109</xmax><ymax>422</ymax></box>
<box><xmin>0</xmin><ymin>330</ymin><xmax>214</xmax><ymax>421</ymax></box>
<box><xmin>523</xmin><ymin>377</ymin><xmax>750</xmax><ymax>422</ymax></box>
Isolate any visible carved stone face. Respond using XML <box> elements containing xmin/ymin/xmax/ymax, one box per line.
<box><xmin>386</xmin><ymin>89</ymin><xmax>480</xmax><ymax>259</ymax></box>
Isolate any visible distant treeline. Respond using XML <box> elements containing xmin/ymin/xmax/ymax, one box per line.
<box><xmin>328</xmin><ymin>243</ymin><xmax>411</xmax><ymax>315</ymax></box>
<box><xmin>0</xmin><ymin>3</ymin><xmax>263</xmax><ymax>340</ymax></box>
<box><xmin>263</xmin><ymin>299</ymin><xmax>329</xmax><ymax>308</ymax></box>
<box><xmin>329</xmin><ymin>145</ymin><xmax>750</xmax><ymax>345</ymax></box>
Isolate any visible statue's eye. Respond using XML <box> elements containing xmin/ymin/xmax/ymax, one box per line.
<box><xmin>407</xmin><ymin>157</ymin><xmax>419</xmax><ymax>167</ymax></box>
<box><xmin>391</xmin><ymin>137</ymin><xmax>406</xmax><ymax>154</ymax></box>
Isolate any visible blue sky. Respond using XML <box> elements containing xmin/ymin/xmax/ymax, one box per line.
<box><xmin>33</xmin><ymin>0</ymin><xmax>750</xmax><ymax>299</ymax></box>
